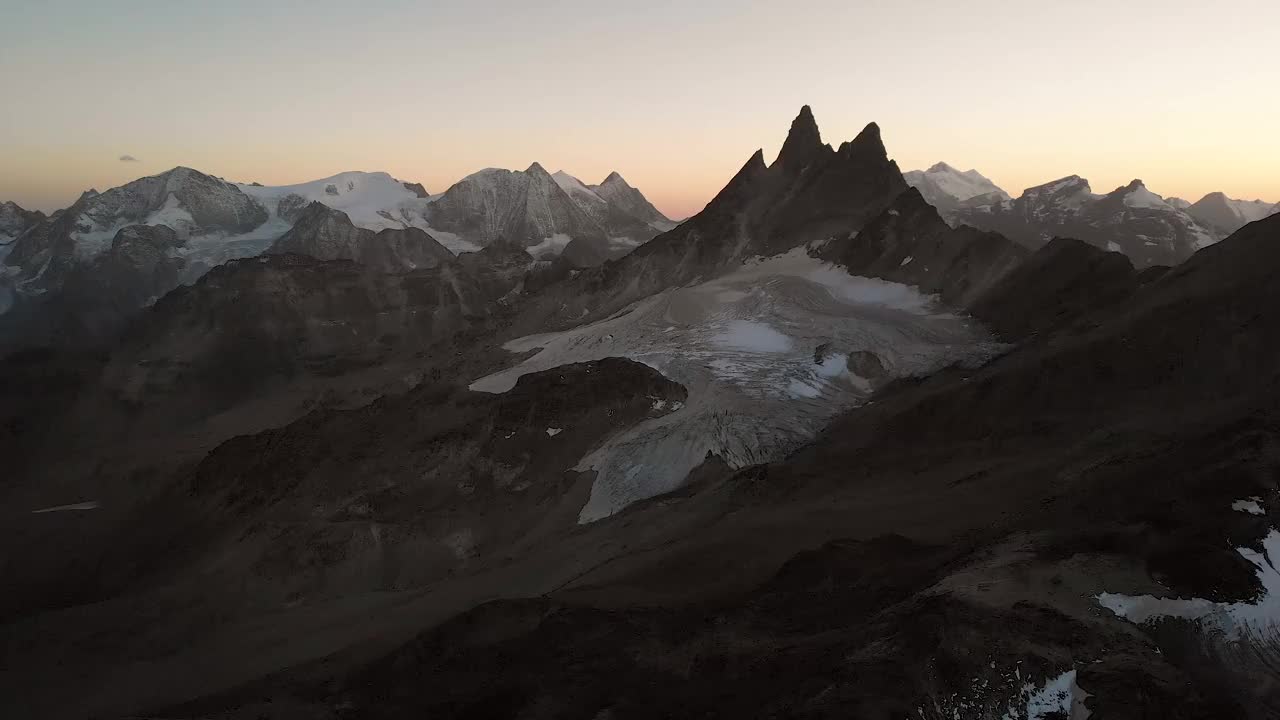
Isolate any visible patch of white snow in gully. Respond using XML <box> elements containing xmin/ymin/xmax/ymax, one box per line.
<box><xmin>470</xmin><ymin>248</ymin><xmax>1006</xmax><ymax>523</ymax></box>
<box><xmin>1098</xmin><ymin>529</ymin><xmax>1280</xmax><ymax>638</ymax></box>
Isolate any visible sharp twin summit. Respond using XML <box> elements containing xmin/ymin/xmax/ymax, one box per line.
<box><xmin>4</xmin><ymin>5</ymin><xmax>1280</xmax><ymax>718</ymax></box>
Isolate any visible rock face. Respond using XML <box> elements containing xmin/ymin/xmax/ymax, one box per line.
<box><xmin>591</xmin><ymin>171</ymin><xmax>674</xmax><ymax>229</ymax></box>
<box><xmin>550</xmin><ymin>170</ymin><xmax>675</xmax><ymax>256</ymax></box>
<box><xmin>0</xmin><ymin>201</ymin><xmax>45</xmax><ymax>246</ymax></box>
<box><xmin>1185</xmin><ymin>191</ymin><xmax>1279</xmax><ymax>236</ymax></box>
<box><xmin>401</xmin><ymin>181</ymin><xmax>430</xmax><ymax>199</ymax></box>
<box><xmin>903</xmin><ymin>161</ymin><xmax>1010</xmax><ymax>218</ymax></box>
<box><xmin>819</xmin><ymin>187</ymin><xmax>1028</xmax><ymax>308</ymax></box>
<box><xmin>953</xmin><ymin>175</ymin><xmax>1218</xmax><ymax>268</ymax></box>
<box><xmin>425</xmin><ymin>163</ymin><xmax>611</xmax><ymax>264</ymax></box>
<box><xmin>99</xmin><ymin>247</ymin><xmax>530</xmax><ymax>416</ymax></box>
<box><xmin>268</xmin><ymin>202</ymin><xmax>454</xmax><ymax>273</ymax></box>
<box><xmin>0</xmin><ymin>225</ymin><xmax>188</xmax><ymax>349</ymax></box>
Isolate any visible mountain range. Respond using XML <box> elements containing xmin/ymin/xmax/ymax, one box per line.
<box><xmin>5</xmin><ymin>107</ymin><xmax>1280</xmax><ymax>719</ymax></box>
<box><xmin>906</xmin><ymin>161</ymin><xmax>1277</xmax><ymax>267</ymax></box>
<box><xmin>0</xmin><ymin>164</ymin><xmax>672</xmax><ymax>350</ymax></box>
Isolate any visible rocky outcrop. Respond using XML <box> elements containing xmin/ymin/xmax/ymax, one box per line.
<box><xmin>819</xmin><ymin>187</ymin><xmax>1028</xmax><ymax>308</ymax></box>
<box><xmin>269</xmin><ymin>202</ymin><xmax>455</xmax><ymax>273</ymax></box>
<box><xmin>401</xmin><ymin>181</ymin><xmax>430</xmax><ymax>199</ymax></box>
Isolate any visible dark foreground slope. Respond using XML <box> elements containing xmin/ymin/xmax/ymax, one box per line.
<box><xmin>127</xmin><ymin>217</ymin><xmax>1280</xmax><ymax>720</ymax></box>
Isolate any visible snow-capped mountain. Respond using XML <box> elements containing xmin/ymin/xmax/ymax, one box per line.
<box><xmin>952</xmin><ymin>175</ymin><xmax>1218</xmax><ymax>267</ymax></box>
<box><xmin>424</xmin><ymin>163</ymin><xmax>606</xmax><ymax>264</ymax></box>
<box><xmin>549</xmin><ymin>170</ymin><xmax>674</xmax><ymax>251</ymax></box>
<box><xmin>6</xmin><ymin>167</ymin><xmax>266</xmax><ymax>275</ymax></box>
<box><xmin>425</xmin><ymin>164</ymin><xmax>673</xmax><ymax>267</ymax></box>
<box><xmin>233</xmin><ymin>171</ymin><xmax>482</xmax><ymax>253</ymax></box>
<box><xmin>903</xmin><ymin>162</ymin><xmax>1010</xmax><ymax>219</ymax></box>
<box><xmin>2</xmin><ymin>167</ymin><xmax>275</xmax><ymax>307</ymax></box>
<box><xmin>591</xmin><ymin>171</ymin><xmax>677</xmax><ymax>231</ymax></box>
<box><xmin>1185</xmin><ymin>192</ymin><xmax>1279</xmax><ymax>236</ymax></box>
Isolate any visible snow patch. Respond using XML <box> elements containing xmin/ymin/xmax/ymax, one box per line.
<box><xmin>1234</xmin><ymin>497</ymin><xmax>1265</xmax><ymax>515</ymax></box>
<box><xmin>1004</xmin><ymin>669</ymin><xmax>1084</xmax><ymax>720</ymax></box>
<box><xmin>1123</xmin><ymin>184</ymin><xmax>1171</xmax><ymax>210</ymax></box>
<box><xmin>146</xmin><ymin>193</ymin><xmax>196</xmax><ymax>235</ymax></box>
<box><xmin>1097</xmin><ymin>529</ymin><xmax>1280</xmax><ymax>637</ymax></box>
<box><xmin>238</xmin><ymin>171</ymin><xmax>442</xmax><ymax>238</ymax></box>
<box><xmin>546</xmin><ymin>427</ymin><xmax>564</xmax><ymax>437</ymax></box>
<box><xmin>713</xmin><ymin>320</ymin><xmax>792</xmax><ymax>353</ymax></box>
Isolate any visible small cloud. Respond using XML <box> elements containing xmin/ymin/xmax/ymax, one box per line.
<box><xmin>119</xmin><ymin>154</ymin><xmax>139</xmax><ymax>162</ymax></box>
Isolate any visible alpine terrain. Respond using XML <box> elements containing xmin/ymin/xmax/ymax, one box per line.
<box><xmin>4</xmin><ymin>106</ymin><xmax>1280</xmax><ymax>720</ymax></box>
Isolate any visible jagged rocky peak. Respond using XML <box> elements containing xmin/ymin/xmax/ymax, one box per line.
<box><xmin>599</xmin><ymin>170</ymin><xmax>627</xmax><ymax>186</ymax></box>
<box><xmin>837</xmin><ymin>121</ymin><xmax>885</xmax><ymax>159</ymax></box>
<box><xmin>591</xmin><ymin>170</ymin><xmax>672</xmax><ymax>227</ymax></box>
<box><xmin>773</xmin><ymin>104</ymin><xmax>827</xmax><ymax>172</ymax></box>
<box><xmin>703</xmin><ymin>149</ymin><xmax>770</xmax><ymax>212</ymax></box>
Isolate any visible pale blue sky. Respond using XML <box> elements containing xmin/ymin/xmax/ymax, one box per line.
<box><xmin>3</xmin><ymin>0</ymin><xmax>1278</xmax><ymax>217</ymax></box>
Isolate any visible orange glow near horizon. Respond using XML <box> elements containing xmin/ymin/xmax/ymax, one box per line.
<box><xmin>3</xmin><ymin>1</ymin><xmax>1278</xmax><ymax>219</ymax></box>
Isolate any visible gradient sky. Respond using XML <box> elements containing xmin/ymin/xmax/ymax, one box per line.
<box><xmin>2</xmin><ymin>0</ymin><xmax>1277</xmax><ymax>219</ymax></box>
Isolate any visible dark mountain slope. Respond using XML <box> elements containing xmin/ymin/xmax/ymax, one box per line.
<box><xmin>150</xmin><ymin>216</ymin><xmax>1280</xmax><ymax>720</ymax></box>
<box><xmin>818</xmin><ymin>187</ymin><xmax>1028</xmax><ymax>308</ymax></box>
